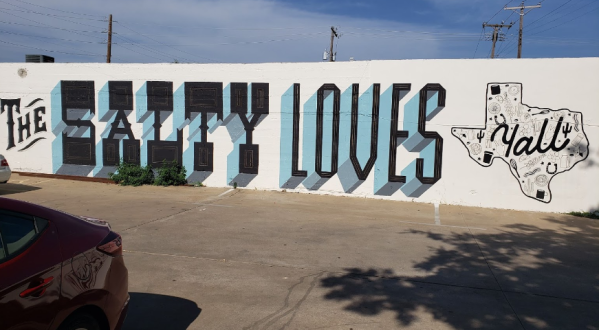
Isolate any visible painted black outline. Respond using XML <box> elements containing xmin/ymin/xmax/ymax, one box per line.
<box><xmin>451</xmin><ymin>82</ymin><xmax>590</xmax><ymax>204</ymax></box>
<box><xmin>291</xmin><ymin>83</ymin><xmax>307</xmax><ymax>177</ymax></box>
<box><xmin>388</xmin><ymin>83</ymin><xmax>411</xmax><ymax>183</ymax></box>
<box><xmin>416</xmin><ymin>83</ymin><xmax>446</xmax><ymax>184</ymax></box>
<box><xmin>146</xmin><ymin>81</ymin><xmax>183</xmax><ymax>167</ymax></box>
<box><xmin>61</xmin><ymin>81</ymin><xmax>96</xmax><ymax>166</ymax></box>
<box><xmin>1</xmin><ymin>98</ymin><xmax>19</xmax><ymax>150</ymax></box>
<box><xmin>24</xmin><ymin>98</ymin><xmax>43</xmax><ymax>108</ymax></box>
<box><xmin>102</xmin><ymin>138</ymin><xmax>120</xmax><ymax>166</ymax></box>
<box><xmin>17</xmin><ymin>111</ymin><xmax>31</xmax><ymax>143</ymax></box>
<box><xmin>230</xmin><ymin>82</ymin><xmax>269</xmax><ymax>174</ymax></box>
<box><xmin>349</xmin><ymin>83</ymin><xmax>380</xmax><ymax>180</ymax></box>
<box><xmin>17</xmin><ymin>137</ymin><xmax>45</xmax><ymax>151</ymax></box>
<box><xmin>123</xmin><ymin>139</ymin><xmax>140</xmax><ymax>165</ymax></box>
<box><xmin>185</xmin><ymin>82</ymin><xmax>223</xmax><ymax>172</ymax></box>
<box><xmin>315</xmin><ymin>83</ymin><xmax>340</xmax><ymax>178</ymax></box>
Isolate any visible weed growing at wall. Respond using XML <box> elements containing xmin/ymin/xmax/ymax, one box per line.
<box><xmin>568</xmin><ymin>211</ymin><xmax>599</xmax><ymax>220</ymax></box>
<box><xmin>154</xmin><ymin>160</ymin><xmax>187</xmax><ymax>186</ymax></box>
<box><xmin>108</xmin><ymin>161</ymin><xmax>155</xmax><ymax>186</ymax></box>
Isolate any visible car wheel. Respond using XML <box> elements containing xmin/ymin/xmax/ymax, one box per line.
<box><xmin>58</xmin><ymin>313</ymin><xmax>101</xmax><ymax>330</ymax></box>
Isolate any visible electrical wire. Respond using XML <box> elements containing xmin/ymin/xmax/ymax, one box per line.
<box><xmin>0</xmin><ymin>3</ymin><xmax>106</xmax><ymax>30</ymax></box>
<box><xmin>486</xmin><ymin>0</ymin><xmax>515</xmax><ymax>23</ymax></box>
<box><xmin>526</xmin><ymin>0</ymin><xmax>574</xmax><ymax>27</ymax></box>
<box><xmin>113</xmin><ymin>34</ymin><xmax>188</xmax><ymax>63</ymax></box>
<box><xmin>0</xmin><ymin>37</ymin><xmax>104</xmax><ymax>57</ymax></box>
<box><xmin>526</xmin><ymin>0</ymin><xmax>596</xmax><ymax>33</ymax></box>
<box><xmin>8</xmin><ymin>0</ymin><xmax>106</xmax><ymax>18</ymax></box>
<box><xmin>528</xmin><ymin>4</ymin><xmax>599</xmax><ymax>36</ymax></box>
<box><xmin>115</xmin><ymin>22</ymin><xmax>217</xmax><ymax>63</ymax></box>
<box><xmin>0</xmin><ymin>3</ymin><xmax>105</xmax><ymax>21</ymax></box>
<box><xmin>113</xmin><ymin>32</ymin><xmax>327</xmax><ymax>46</ymax></box>
<box><xmin>0</xmin><ymin>10</ymin><xmax>105</xmax><ymax>40</ymax></box>
<box><xmin>113</xmin><ymin>42</ymin><xmax>170</xmax><ymax>62</ymax></box>
<box><xmin>0</xmin><ymin>19</ymin><xmax>103</xmax><ymax>34</ymax></box>
<box><xmin>0</xmin><ymin>29</ymin><xmax>100</xmax><ymax>43</ymax></box>
<box><xmin>473</xmin><ymin>27</ymin><xmax>484</xmax><ymax>58</ymax></box>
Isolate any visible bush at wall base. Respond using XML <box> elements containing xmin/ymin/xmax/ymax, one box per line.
<box><xmin>154</xmin><ymin>160</ymin><xmax>187</xmax><ymax>186</ymax></box>
<box><xmin>108</xmin><ymin>161</ymin><xmax>155</xmax><ymax>186</ymax></box>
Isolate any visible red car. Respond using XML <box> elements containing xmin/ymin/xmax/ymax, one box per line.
<box><xmin>0</xmin><ymin>197</ymin><xmax>129</xmax><ymax>330</ymax></box>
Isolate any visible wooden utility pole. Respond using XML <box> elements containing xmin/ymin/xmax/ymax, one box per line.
<box><xmin>329</xmin><ymin>26</ymin><xmax>338</xmax><ymax>62</ymax></box>
<box><xmin>106</xmin><ymin>14</ymin><xmax>112</xmax><ymax>63</ymax></box>
<box><xmin>483</xmin><ymin>22</ymin><xmax>513</xmax><ymax>58</ymax></box>
<box><xmin>505</xmin><ymin>2</ymin><xmax>541</xmax><ymax>58</ymax></box>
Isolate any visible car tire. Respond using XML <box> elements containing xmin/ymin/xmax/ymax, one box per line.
<box><xmin>58</xmin><ymin>312</ymin><xmax>101</xmax><ymax>330</ymax></box>
<box><xmin>0</xmin><ymin>181</ymin><xmax>7</xmax><ymax>184</ymax></box>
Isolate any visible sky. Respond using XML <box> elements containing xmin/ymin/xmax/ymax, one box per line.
<box><xmin>0</xmin><ymin>0</ymin><xmax>597</xmax><ymax>63</ymax></box>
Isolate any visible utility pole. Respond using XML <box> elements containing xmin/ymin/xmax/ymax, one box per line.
<box><xmin>329</xmin><ymin>26</ymin><xmax>338</xmax><ymax>62</ymax></box>
<box><xmin>106</xmin><ymin>14</ymin><xmax>112</xmax><ymax>63</ymax></box>
<box><xmin>483</xmin><ymin>22</ymin><xmax>513</xmax><ymax>58</ymax></box>
<box><xmin>505</xmin><ymin>2</ymin><xmax>541</xmax><ymax>58</ymax></box>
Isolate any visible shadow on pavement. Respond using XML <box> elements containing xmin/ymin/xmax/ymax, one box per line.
<box><xmin>123</xmin><ymin>292</ymin><xmax>201</xmax><ymax>330</ymax></box>
<box><xmin>320</xmin><ymin>217</ymin><xmax>599</xmax><ymax>329</ymax></box>
<box><xmin>0</xmin><ymin>182</ymin><xmax>41</xmax><ymax>196</ymax></box>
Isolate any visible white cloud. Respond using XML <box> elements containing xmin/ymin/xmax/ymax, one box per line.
<box><xmin>0</xmin><ymin>0</ymin><xmax>472</xmax><ymax>63</ymax></box>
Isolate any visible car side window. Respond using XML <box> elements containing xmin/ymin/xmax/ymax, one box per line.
<box><xmin>0</xmin><ymin>211</ymin><xmax>49</xmax><ymax>263</ymax></box>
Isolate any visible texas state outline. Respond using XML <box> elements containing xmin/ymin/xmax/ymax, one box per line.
<box><xmin>452</xmin><ymin>83</ymin><xmax>590</xmax><ymax>203</ymax></box>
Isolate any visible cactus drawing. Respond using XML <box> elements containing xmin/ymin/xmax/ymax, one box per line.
<box><xmin>477</xmin><ymin>130</ymin><xmax>485</xmax><ymax>143</ymax></box>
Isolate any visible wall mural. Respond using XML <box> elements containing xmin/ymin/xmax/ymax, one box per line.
<box><xmin>279</xmin><ymin>83</ymin><xmax>445</xmax><ymax>197</ymax></box>
<box><xmin>0</xmin><ymin>80</ymin><xmax>591</xmax><ymax>204</ymax></box>
<box><xmin>1</xmin><ymin>97</ymin><xmax>49</xmax><ymax>152</ymax></box>
<box><xmin>452</xmin><ymin>83</ymin><xmax>589</xmax><ymax>203</ymax></box>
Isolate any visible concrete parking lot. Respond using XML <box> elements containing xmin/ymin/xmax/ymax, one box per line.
<box><xmin>2</xmin><ymin>174</ymin><xmax>598</xmax><ymax>330</ymax></box>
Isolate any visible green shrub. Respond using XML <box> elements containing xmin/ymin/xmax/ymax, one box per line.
<box><xmin>568</xmin><ymin>211</ymin><xmax>599</xmax><ymax>220</ymax></box>
<box><xmin>154</xmin><ymin>160</ymin><xmax>187</xmax><ymax>186</ymax></box>
<box><xmin>108</xmin><ymin>161</ymin><xmax>155</xmax><ymax>186</ymax></box>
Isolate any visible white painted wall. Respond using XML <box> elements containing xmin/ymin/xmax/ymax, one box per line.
<box><xmin>0</xmin><ymin>58</ymin><xmax>597</xmax><ymax>213</ymax></box>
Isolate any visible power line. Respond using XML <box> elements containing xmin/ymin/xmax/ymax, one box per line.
<box><xmin>0</xmin><ymin>10</ymin><xmax>105</xmax><ymax>40</ymax></box>
<box><xmin>345</xmin><ymin>27</ymin><xmax>480</xmax><ymax>37</ymax></box>
<box><xmin>0</xmin><ymin>4</ymin><xmax>105</xmax><ymax>21</ymax></box>
<box><xmin>487</xmin><ymin>0</ymin><xmax>515</xmax><ymax>22</ymax></box>
<box><xmin>528</xmin><ymin>4</ymin><xmax>599</xmax><ymax>36</ymax></box>
<box><xmin>113</xmin><ymin>32</ymin><xmax>327</xmax><ymax>46</ymax></box>
<box><xmin>115</xmin><ymin>22</ymin><xmax>217</xmax><ymax>63</ymax></box>
<box><xmin>0</xmin><ymin>19</ymin><xmax>103</xmax><ymax>34</ymax></box>
<box><xmin>8</xmin><ymin>0</ymin><xmax>106</xmax><ymax>18</ymax></box>
<box><xmin>526</xmin><ymin>0</ymin><xmax>573</xmax><ymax>27</ymax></box>
<box><xmin>0</xmin><ymin>29</ymin><xmax>101</xmax><ymax>43</ymax></box>
<box><xmin>526</xmin><ymin>0</ymin><xmax>597</xmax><ymax>34</ymax></box>
<box><xmin>0</xmin><ymin>38</ymin><xmax>104</xmax><ymax>57</ymax></box>
<box><xmin>112</xmin><ymin>34</ymin><xmax>187</xmax><ymax>63</ymax></box>
<box><xmin>113</xmin><ymin>42</ymin><xmax>169</xmax><ymax>62</ymax></box>
<box><xmin>473</xmin><ymin>26</ymin><xmax>484</xmax><ymax>58</ymax></box>
<box><xmin>0</xmin><ymin>8</ymin><xmax>105</xmax><ymax>31</ymax></box>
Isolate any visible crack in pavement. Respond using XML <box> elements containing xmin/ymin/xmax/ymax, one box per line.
<box><xmin>121</xmin><ymin>189</ymin><xmax>240</xmax><ymax>232</ymax></box>
<box><xmin>243</xmin><ymin>272</ymin><xmax>324</xmax><ymax>330</ymax></box>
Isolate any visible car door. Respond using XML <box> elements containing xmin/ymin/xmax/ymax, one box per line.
<box><xmin>0</xmin><ymin>210</ymin><xmax>63</xmax><ymax>330</ymax></box>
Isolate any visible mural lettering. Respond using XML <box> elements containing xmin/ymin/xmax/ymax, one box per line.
<box><xmin>103</xmin><ymin>81</ymin><xmax>139</xmax><ymax>166</ymax></box>
<box><xmin>280</xmin><ymin>82</ymin><xmax>446</xmax><ymax>196</ymax></box>
<box><xmin>60</xmin><ymin>81</ymin><xmax>96</xmax><ymax>166</ymax></box>
<box><xmin>452</xmin><ymin>83</ymin><xmax>589</xmax><ymax>203</ymax></box>
<box><xmin>0</xmin><ymin>98</ymin><xmax>48</xmax><ymax>151</ymax></box>
<box><xmin>2</xmin><ymin>77</ymin><xmax>588</xmax><ymax>205</ymax></box>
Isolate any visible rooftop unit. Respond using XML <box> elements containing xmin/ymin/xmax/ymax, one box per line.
<box><xmin>25</xmin><ymin>55</ymin><xmax>55</xmax><ymax>63</ymax></box>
